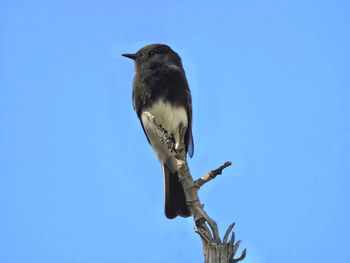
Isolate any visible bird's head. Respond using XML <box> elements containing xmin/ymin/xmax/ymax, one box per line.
<box><xmin>122</xmin><ymin>44</ymin><xmax>183</xmax><ymax>73</ymax></box>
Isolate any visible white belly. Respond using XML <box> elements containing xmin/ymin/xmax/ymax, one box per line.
<box><xmin>141</xmin><ymin>99</ymin><xmax>188</xmax><ymax>170</ymax></box>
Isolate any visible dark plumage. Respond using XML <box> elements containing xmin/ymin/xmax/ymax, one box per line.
<box><xmin>122</xmin><ymin>44</ymin><xmax>194</xmax><ymax>219</ymax></box>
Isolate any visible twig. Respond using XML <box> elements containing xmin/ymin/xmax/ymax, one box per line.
<box><xmin>195</xmin><ymin>161</ymin><xmax>232</xmax><ymax>188</ymax></box>
<box><xmin>231</xmin><ymin>249</ymin><xmax>246</xmax><ymax>263</ymax></box>
<box><xmin>223</xmin><ymin>222</ymin><xmax>235</xmax><ymax>244</ymax></box>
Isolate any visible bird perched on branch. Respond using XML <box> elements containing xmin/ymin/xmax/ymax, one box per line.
<box><xmin>122</xmin><ymin>44</ymin><xmax>194</xmax><ymax>219</ymax></box>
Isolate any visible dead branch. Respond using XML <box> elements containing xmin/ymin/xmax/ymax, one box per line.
<box><xmin>195</xmin><ymin>161</ymin><xmax>232</xmax><ymax>188</ymax></box>
<box><xmin>143</xmin><ymin>111</ymin><xmax>246</xmax><ymax>263</ymax></box>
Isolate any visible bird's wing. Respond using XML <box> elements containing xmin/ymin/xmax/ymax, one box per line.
<box><xmin>132</xmin><ymin>81</ymin><xmax>151</xmax><ymax>145</ymax></box>
<box><xmin>139</xmin><ymin>118</ymin><xmax>151</xmax><ymax>145</ymax></box>
<box><xmin>186</xmin><ymin>90</ymin><xmax>194</xmax><ymax>158</ymax></box>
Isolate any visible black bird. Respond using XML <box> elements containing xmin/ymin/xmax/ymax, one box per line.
<box><xmin>122</xmin><ymin>44</ymin><xmax>194</xmax><ymax>219</ymax></box>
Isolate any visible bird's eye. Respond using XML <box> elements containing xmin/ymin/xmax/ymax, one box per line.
<box><xmin>149</xmin><ymin>50</ymin><xmax>156</xmax><ymax>56</ymax></box>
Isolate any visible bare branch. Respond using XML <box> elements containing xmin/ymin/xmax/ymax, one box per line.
<box><xmin>195</xmin><ymin>161</ymin><xmax>232</xmax><ymax>188</ymax></box>
<box><xmin>176</xmin><ymin>155</ymin><xmax>221</xmax><ymax>242</ymax></box>
<box><xmin>232</xmin><ymin>240</ymin><xmax>241</xmax><ymax>256</ymax></box>
<box><xmin>194</xmin><ymin>227</ymin><xmax>211</xmax><ymax>243</ymax></box>
<box><xmin>223</xmin><ymin>222</ymin><xmax>235</xmax><ymax>244</ymax></box>
<box><xmin>204</xmin><ymin>214</ymin><xmax>220</xmax><ymax>242</ymax></box>
<box><xmin>143</xmin><ymin>111</ymin><xmax>175</xmax><ymax>150</ymax></box>
<box><xmin>142</xmin><ymin>111</ymin><xmax>246</xmax><ymax>263</ymax></box>
<box><xmin>231</xmin><ymin>249</ymin><xmax>247</xmax><ymax>263</ymax></box>
<box><xmin>228</xmin><ymin>233</ymin><xmax>235</xmax><ymax>249</ymax></box>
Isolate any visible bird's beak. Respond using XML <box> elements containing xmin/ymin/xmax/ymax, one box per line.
<box><xmin>122</xmin><ymin>53</ymin><xmax>137</xmax><ymax>60</ymax></box>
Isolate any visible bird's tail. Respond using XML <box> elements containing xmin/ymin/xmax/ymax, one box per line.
<box><xmin>162</xmin><ymin>165</ymin><xmax>191</xmax><ymax>219</ymax></box>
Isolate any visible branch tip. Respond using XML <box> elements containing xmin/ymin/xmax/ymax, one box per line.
<box><xmin>232</xmin><ymin>248</ymin><xmax>246</xmax><ymax>263</ymax></box>
<box><xmin>223</xmin><ymin>222</ymin><xmax>235</xmax><ymax>243</ymax></box>
<box><xmin>195</xmin><ymin>161</ymin><xmax>232</xmax><ymax>188</ymax></box>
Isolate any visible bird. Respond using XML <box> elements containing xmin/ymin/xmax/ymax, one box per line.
<box><xmin>122</xmin><ymin>44</ymin><xmax>194</xmax><ymax>219</ymax></box>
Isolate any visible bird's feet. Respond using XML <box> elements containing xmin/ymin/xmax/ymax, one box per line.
<box><xmin>166</xmin><ymin>133</ymin><xmax>185</xmax><ymax>155</ymax></box>
<box><xmin>167</xmin><ymin>134</ymin><xmax>176</xmax><ymax>152</ymax></box>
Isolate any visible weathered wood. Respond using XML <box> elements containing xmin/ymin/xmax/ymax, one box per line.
<box><xmin>195</xmin><ymin>161</ymin><xmax>232</xmax><ymax>188</ymax></box>
<box><xmin>143</xmin><ymin>111</ymin><xmax>246</xmax><ymax>263</ymax></box>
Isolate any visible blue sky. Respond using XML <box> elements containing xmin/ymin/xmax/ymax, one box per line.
<box><xmin>1</xmin><ymin>0</ymin><xmax>349</xmax><ymax>262</ymax></box>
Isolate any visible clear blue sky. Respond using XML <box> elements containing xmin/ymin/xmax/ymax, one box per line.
<box><xmin>1</xmin><ymin>1</ymin><xmax>349</xmax><ymax>262</ymax></box>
